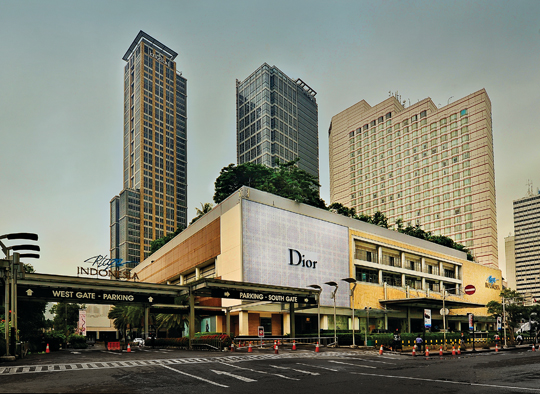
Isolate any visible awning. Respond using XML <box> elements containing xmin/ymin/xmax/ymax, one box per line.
<box><xmin>379</xmin><ymin>297</ymin><xmax>485</xmax><ymax>309</ymax></box>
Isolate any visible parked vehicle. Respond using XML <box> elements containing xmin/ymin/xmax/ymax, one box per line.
<box><xmin>133</xmin><ymin>338</ymin><xmax>145</xmax><ymax>346</ymax></box>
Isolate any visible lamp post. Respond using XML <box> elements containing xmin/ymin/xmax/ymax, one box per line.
<box><xmin>342</xmin><ymin>278</ymin><xmax>357</xmax><ymax>347</ymax></box>
<box><xmin>364</xmin><ymin>306</ymin><xmax>371</xmax><ymax>346</ymax></box>
<box><xmin>0</xmin><ymin>233</ymin><xmax>39</xmax><ymax>358</ymax></box>
<box><xmin>308</xmin><ymin>284</ymin><xmax>322</xmax><ymax>345</ymax></box>
<box><xmin>324</xmin><ymin>281</ymin><xmax>339</xmax><ymax>346</ymax></box>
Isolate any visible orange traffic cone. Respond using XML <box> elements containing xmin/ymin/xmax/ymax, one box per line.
<box><xmin>315</xmin><ymin>342</ymin><xmax>320</xmax><ymax>353</ymax></box>
<box><xmin>273</xmin><ymin>340</ymin><xmax>277</xmax><ymax>350</ymax></box>
<box><xmin>292</xmin><ymin>340</ymin><xmax>297</xmax><ymax>351</ymax></box>
<box><xmin>439</xmin><ymin>346</ymin><xmax>443</xmax><ymax>356</ymax></box>
<box><xmin>379</xmin><ymin>345</ymin><xmax>384</xmax><ymax>355</ymax></box>
<box><xmin>412</xmin><ymin>345</ymin><xmax>416</xmax><ymax>357</ymax></box>
<box><xmin>532</xmin><ymin>344</ymin><xmax>536</xmax><ymax>352</ymax></box>
<box><xmin>248</xmin><ymin>342</ymin><xmax>253</xmax><ymax>353</ymax></box>
<box><xmin>457</xmin><ymin>346</ymin><xmax>461</xmax><ymax>355</ymax></box>
<box><xmin>46</xmin><ymin>343</ymin><xmax>50</xmax><ymax>354</ymax></box>
<box><xmin>452</xmin><ymin>345</ymin><xmax>456</xmax><ymax>356</ymax></box>
<box><xmin>425</xmin><ymin>346</ymin><xmax>429</xmax><ymax>357</ymax></box>
<box><xmin>230</xmin><ymin>342</ymin><xmax>235</xmax><ymax>352</ymax></box>
<box><xmin>495</xmin><ymin>343</ymin><xmax>499</xmax><ymax>352</ymax></box>
<box><xmin>127</xmin><ymin>343</ymin><xmax>131</xmax><ymax>353</ymax></box>
<box><xmin>275</xmin><ymin>344</ymin><xmax>279</xmax><ymax>354</ymax></box>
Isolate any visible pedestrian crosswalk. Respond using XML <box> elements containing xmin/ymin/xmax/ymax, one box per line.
<box><xmin>0</xmin><ymin>352</ymin><xmax>385</xmax><ymax>376</ymax></box>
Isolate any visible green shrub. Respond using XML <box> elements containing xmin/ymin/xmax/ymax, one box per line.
<box><xmin>68</xmin><ymin>334</ymin><xmax>88</xmax><ymax>349</ymax></box>
<box><xmin>44</xmin><ymin>331</ymin><xmax>66</xmax><ymax>351</ymax></box>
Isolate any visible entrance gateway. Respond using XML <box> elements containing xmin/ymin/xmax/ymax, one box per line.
<box><xmin>5</xmin><ymin>272</ymin><xmax>319</xmax><ymax>352</ymax></box>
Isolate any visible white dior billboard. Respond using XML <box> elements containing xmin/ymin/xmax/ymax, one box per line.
<box><xmin>242</xmin><ymin>200</ymin><xmax>349</xmax><ymax>307</ymax></box>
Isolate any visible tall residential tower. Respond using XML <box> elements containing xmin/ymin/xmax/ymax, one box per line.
<box><xmin>236</xmin><ymin>63</ymin><xmax>319</xmax><ymax>179</ymax></box>
<box><xmin>329</xmin><ymin>89</ymin><xmax>497</xmax><ymax>267</ymax></box>
<box><xmin>110</xmin><ymin>31</ymin><xmax>187</xmax><ymax>265</ymax></box>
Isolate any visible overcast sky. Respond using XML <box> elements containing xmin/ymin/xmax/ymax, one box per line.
<box><xmin>1</xmin><ymin>0</ymin><xmax>539</xmax><ymax>278</ymax></box>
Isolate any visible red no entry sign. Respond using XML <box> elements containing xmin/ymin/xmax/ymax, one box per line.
<box><xmin>464</xmin><ymin>285</ymin><xmax>476</xmax><ymax>295</ymax></box>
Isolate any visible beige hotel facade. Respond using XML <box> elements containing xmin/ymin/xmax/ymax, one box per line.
<box><xmin>329</xmin><ymin>89</ymin><xmax>497</xmax><ymax>268</ymax></box>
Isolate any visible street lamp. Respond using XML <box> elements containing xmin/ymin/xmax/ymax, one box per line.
<box><xmin>308</xmin><ymin>284</ymin><xmax>322</xmax><ymax>345</ymax></box>
<box><xmin>342</xmin><ymin>278</ymin><xmax>357</xmax><ymax>347</ymax></box>
<box><xmin>324</xmin><ymin>281</ymin><xmax>339</xmax><ymax>346</ymax></box>
<box><xmin>0</xmin><ymin>233</ymin><xmax>39</xmax><ymax>358</ymax></box>
<box><xmin>364</xmin><ymin>306</ymin><xmax>371</xmax><ymax>347</ymax></box>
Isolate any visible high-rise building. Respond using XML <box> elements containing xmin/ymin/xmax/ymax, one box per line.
<box><xmin>513</xmin><ymin>191</ymin><xmax>540</xmax><ymax>299</ymax></box>
<box><xmin>329</xmin><ymin>89</ymin><xmax>497</xmax><ymax>267</ymax></box>
<box><xmin>504</xmin><ymin>235</ymin><xmax>516</xmax><ymax>291</ymax></box>
<box><xmin>236</xmin><ymin>63</ymin><xmax>319</xmax><ymax>179</ymax></box>
<box><xmin>110</xmin><ymin>31</ymin><xmax>187</xmax><ymax>265</ymax></box>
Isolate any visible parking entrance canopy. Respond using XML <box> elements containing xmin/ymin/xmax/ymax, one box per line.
<box><xmin>379</xmin><ymin>297</ymin><xmax>485</xmax><ymax>309</ymax></box>
<box><xmin>182</xmin><ymin>278</ymin><xmax>319</xmax><ymax>305</ymax></box>
<box><xmin>15</xmin><ymin>273</ymin><xmax>183</xmax><ymax>305</ymax></box>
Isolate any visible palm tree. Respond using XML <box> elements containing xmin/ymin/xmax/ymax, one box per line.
<box><xmin>155</xmin><ymin>313</ymin><xmax>190</xmax><ymax>338</ymax></box>
<box><xmin>189</xmin><ymin>202</ymin><xmax>214</xmax><ymax>225</ymax></box>
<box><xmin>108</xmin><ymin>305</ymin><xmax>146</xmax><ymax>341</ymax></box>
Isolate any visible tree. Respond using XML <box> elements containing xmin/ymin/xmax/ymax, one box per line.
<box><xmin>189</xmin><ymin>202</ymin><xmax>214</xmax><ymax>225</ymax></box>
<box><xmin>155</xmin><ymin>313</ymin><xmax>192</xmax><ymax>338</ymax></box>
<box><xmin>487</xmin><ymin>289</ymin><xmax>526</xmax><ymax>342</ymax></box>
<box><xmin>50</xmin><ymin>302</ymin><xmax>83</xmax><ymax>336</ymax></box>
<box><xmin>149</xmin><ymin>225</ymin><xmax>186</xmax><ymax>255</ymax></box>
<box><xmin>371</xmin><ymin>211</ymin><xmax>389</xmax><ymax>228</ymax></box>
<box><xmin>213</xmin><ymin>160</ymin><xmax>326</xmax><ymax>208</ymax></box>
<box><xmin>328</xmin><ymin>202</ymin><xmax>356</xmax><ymax>218</ymax></box>
<box><xmin>213</xmin><ymin>162</ymin><xmax>273</xmax><ymax>204</ymax></box>
<box><xmin>108</xmin><ymin>305</ymin><xmax>146</xmax><ymax>341</ymax></box>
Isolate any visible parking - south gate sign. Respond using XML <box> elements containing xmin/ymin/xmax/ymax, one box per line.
<box><xmin>209</xmin><ymin>289</ymin><xmax>317</xmax><ymax>304</ymax></box>
<box><xmin>18</xmin><ymin>286</ymin><xmax>176</xmax><ymax>304</ymax></box>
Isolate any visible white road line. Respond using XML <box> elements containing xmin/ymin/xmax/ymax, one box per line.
<box><xmin>211</xmin><ymin>369</ymin><xmax>257</xmax><ymax>382</ymax></box>
<box><xmin>161</xmin><ymin>364</ymin><xmax>228</xmax><ymax>388</ymax></box>
<box><xmin>345</xmin><ymin>357</ymin><xmax>395</xmax><ymax>364</ymax></box>
<box><xmin>270</xmin><ymin>365</ymin><xmax>319</xmax><ymax>376</ymax></box>
<box><xmin>218</xmin><ymin>361</ymin><xmax>300</xmax><ymax>381</ymax></box>
<box><xmin>350</xmin><ymin>372</ymin><xmax>540</xmax><ymax>392</ymax></box>
<box><xmin>329</xmin><ymin>360</ymin><xmax>377</xmax><ymax>369</ymax></box>
<box><xmin>296</xmin><ymin>362</ymin><xmax>338</xmax><ymax>372</ymax></box>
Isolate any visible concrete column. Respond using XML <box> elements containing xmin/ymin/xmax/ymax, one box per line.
<box><xmin>384</xmin><ymin>313</ymin><xmax>388</xmax><ymax>330</ymax></box>
<box><xmin>226</xmin><ymin>309</ymin><xmax>231</xmax><ymax>337</ymax></box>
<box><xmin>455</xmin><ymin>265</ymin><xmax>460</xmax><ymax>280</ymax></box>
<box><xmin>283</xmin><ymin>314</ymin><xmax>291</xmax><ymax>335</ymax></box>
<box><xmin>290</xmin><ymin>303</ymin><xmax>295</xmax><ymax>339</ymax></box>
<box><xmin>321</xmin><ymin>315</ymin><xmax>329</xmax><ymax>330</ymax></box>
<box><xmin>440</xmin><ymin>280</ymin><xmax>444</xmax><ymax>292</ymax></box>
<box><xmin>144</xmin><ymin>307</ymin><xmax>149</xmax><ymax>340</ymax></box>
<box><xmin>421</xmin><ymin>257</ymin><xmax>426</xmax><ymax>274</ymax></box>
<box><xmin>378</xmin><ymin>270</ymin><xmax>383</xmax><ymax>285</ymax></box>
<box><xmin>422</xmin><ymin>277</ymin><xmax>426</xmax><ymax>291</ymax></box>
<box><xmin>457</xmin><ymin>321</ymin><xmax>462</xmax><ymax>331</ymax></box>
<box><xmin>400</xmin><ymin>251</ymin><xmax>406</xmax><ymax>268</ymax></box>
<box><xmin>439</xmin><ymin>261</ymin><xmax>444</xmax><ymax>276</ymax></box>
<box><xmin>179</xmin><ymin>275</ymin><xmax>184</xmax><ymax>285</ymax></box>
<box><xmin>189</xmin><ymin>292</ymin><xmax>195</xmax><ymax>348</ymax></box>
<box><xmin>195</xmin><ymin>267</ymin><xmax>201</xmax><ymax>280</ymax></box>
<box><xmin>407</xmin><ymin>307</ymin><xmax>411</xmax><ymax>333</ymax></box>
<box><xmin>239</xmin><ymin>311</ymin><xmax>249</xmax><ymax>336</ymax></box>
<box><xmin>377</xmin><ymin>246</ymin><xmax>382</xmax><ymax>264</ymax></box>
<box><xmin>402</xmin><ymin>273</ymin><xmax>406</xmax><ymax>289</ymax></box>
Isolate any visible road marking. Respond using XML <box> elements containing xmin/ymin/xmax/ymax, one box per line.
<box><xmin>350</xmin><ymin>372</ymin><xmax>540</xmax><ymax>392</ymax></box>
<box><xmin>211</xmin><ymin>369</ymin><xmax>257</xmax><ymax>382</ymax></box>
<box><xmin>218</xmin><ymin>362</ymin><xmax>300</xmax><ymax>381</ymax></box>
<box><xmin>270</xmin><ymin>365</ymin><xmax>319</xmax><ymax>375</ymax></box>
<box><xmin>329</xmin><ymin>360</ymin><xmax>377</xmax><ymax>369</ymax></box>
<box><xmin>296</xmin><ymin>362</ymin><xmax>338</xmax><ymax>372</ymax></box>
<box><xmin>161</xmin><ymin>365</ymin><xmax>228</xmax><ymax>388</ymax></box>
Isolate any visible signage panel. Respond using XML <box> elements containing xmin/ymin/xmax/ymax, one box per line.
<box><xmin>424</xmin><ymin>309</ymin><xmax>432</xmax><ymax>329</ymax></box>
<box><xmin>209</xmin><ymin>288</ymin><xmax>317</xmax><ymax>304</ymax></box>
<box><xmin>78</xmin><ymin>309</ymin><xmax>86</xmax><ymax>336</ymax></box>
<box><xmin>18</xmin><ymin>286</ymin><xmax>176</xmax><ymax>305</ymax></box>
<box><xmin>258</xmin><ymin>326</ymin><xmax>264</xmax><ymax>338</ymax></box>
<box><xmin>242</xmin><ymin>200</ymin><xmax>349</xmax><ymax>308</ymax></box>
<box><xmin>496</xmin><ymin>316</ymin><xmax>502</xmax><ymax>330</ymax></box>
<box><xmin>468</xmin><ymin>313</ymin><xmax>474</xmax><ymax>331</ymax></box>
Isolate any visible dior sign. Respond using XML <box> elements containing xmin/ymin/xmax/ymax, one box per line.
<box><xmin>289</xmin><ymin>249</ymin><xmax>318</xmax><ymax>269</ymax></box>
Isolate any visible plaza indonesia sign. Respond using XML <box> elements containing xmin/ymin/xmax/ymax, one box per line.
<box><xmin>485</xmin><ymin>275</ymin><xmax>500</xmax><ymax>290</ymax></box>
<box><xmin>77</xmin><ymin>255</ymin><xmax>140</xmax><ymax>281</ymax></box>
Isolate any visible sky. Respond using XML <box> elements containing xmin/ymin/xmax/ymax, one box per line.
<box><xmin>1</xmin><ymin>0</ymin><xmax>539</xmax><ymax>279</ymax></box>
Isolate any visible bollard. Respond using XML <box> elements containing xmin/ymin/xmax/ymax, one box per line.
<box><xmin>230</xmin><ymin>342</ymin><xmax>235</xmax><ymax>352</ymax></box>
<box><xmin>46</xmin><ymin>343</ymin><xmax>50</xmax><ymax>354</ymax></box>
<box><xmin>439</xmin><ymin>346</ymin><xmax>443</xmax><ymax>356</ymax></box>
<box><xmin>495</xmin><ymin>343</ymin><xmax>499</xmax><ymax>352</ymax></box>
<box><xmin>379</xmin><ymin>345</ymin><xmax>384</xmax><ymax>355</ymax></box>
<box><xmin>275</xmin><ymin>344</ymin><xmax>279</xmax><ymax>355</ymax></box>
<box><xmin>425</xmin><ymin>346</ymin><xmax>429</xmax><ymax>357</ymax></box>
<box><xmin>452</xmin><ymin>345</ymin><xmax>456</xmax><ymax>356</ymax></box>
<box><xmin>127</xmin><ymin>343</ymin><xmax>131</xmax><ymax>353</ymax></box>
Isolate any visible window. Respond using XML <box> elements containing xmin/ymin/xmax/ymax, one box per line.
<box><xmin>356</xmin><ymin>266</ymin><xmax>379</xmax><ymax>283</ymax></box>
<box><xmin>460</xmin><ymin>109</ymin><xmax>467</xmax><ymax>116</ymax></box>
<box><xmin>420</xmin><ymin>110</ymin><xmax>427</xmax><ymax>118</ymax></box>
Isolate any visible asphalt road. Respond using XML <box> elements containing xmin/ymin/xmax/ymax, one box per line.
<box><xmin>1</xmin><ymin>345</ymin><xmax>540</xmax><ymax>393</ymax></box>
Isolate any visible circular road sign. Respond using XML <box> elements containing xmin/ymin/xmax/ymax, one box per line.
<box><xmin>440</xmin><ymin>308</ymin><xmax>449</xmax><ymax>316</ymax></box>
<box><xmin>464</xmin><ymin>285</ymin><xmax>476</xmax><ymax>295</ymax></box>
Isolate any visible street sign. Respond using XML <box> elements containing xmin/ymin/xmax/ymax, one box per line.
<box><xmin>424</xmin><ymin>309</ymin><xmax>432</xmax><ymax>328</ymax></box>
<box><xmin>468</xmin><ymin>313</ymin><xmax>474</xmax><ymax>330</ymax></box>
<box><xmin>464</xmin><ymin>285</ymin><xmax>476</xmax><ymax>295</ymax></box>
<box><xmin>258</xmin><ymin>326</ymin><xmax>264</xmax><ymax>338</ymax></box>
<box><xmin>440</xmin><ymin>308</ymin><xmax>449</xmax><ymax>316</ymax></box>
<box><xmin>209</xmin><ymin>289</ymin><xmax>317</xmax><ymax>304</ymax></box>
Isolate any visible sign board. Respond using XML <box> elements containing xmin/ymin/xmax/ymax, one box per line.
<box><xmin>209</xmin><ymin>288</ymin><xmax>317</xmax><ymax>304</ymax></box>
<box><xmin>424</xmin><ymin>309</ymin><xmax>432</xmax><ymax>329</ymax></box>
<box><xmin>464</xmin><ymin>285</ymin><xmax>476</xmax><ymax>295</ymax></box>
<box><xmin>18</xmin><ymin>286</ymin><xmax>176</xmax><ymax>305</ymax></box>
<box><xmin>468</xmin><ymin>313</ymin><xmax>474</xmax><ymax>331</ymax></box>
<box><xmin>258</xmin><ymin>326</ymin><xmax>264</xmax><ymax>338</ymax></box>
<box><xmin>497</xmin><ymin>316</ymin><xmax>502</xmax><ymax>330</ymax></box>
<box><xmin>78</xmin><ymin>309</ymin><xmax>86</xmax><ymax>336</ymax></box>
<box><xmin>440</xmin><ymin>308</ymin><xmax>449</xmax><ymax>316</ymax></box>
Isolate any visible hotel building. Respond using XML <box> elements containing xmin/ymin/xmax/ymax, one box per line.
<box><xmin>236</xmin><ymin>63</ymin><xmax>319</xmax><ymax>179</ymax></box>
<box><xmin>110</xmin><ymin>31</ymin><xmax>188</xmax><ymax>265</ymax></box>
<box><xmin>328</xmin><ymin>89</ymin><xmax>497</xmax><ymax>268</ymax></box>
<box><xmin>513</xmin><ymin>191</ymin><xmax>540</xmax><ymax>299</ymax></box>
<box><xmin>132</xmin><ymin>187</ymin><xmax>501</xmax><ymax>337</ymax></box>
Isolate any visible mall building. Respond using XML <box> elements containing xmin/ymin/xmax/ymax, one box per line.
<box><xmin>132</xmin><ymin>187</ymin><xmax>502</xmax><ymax>337</ymax></box>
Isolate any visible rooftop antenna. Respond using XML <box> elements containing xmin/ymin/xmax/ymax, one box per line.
<box><xmin>527</xmin><ymin>180</ymin><xmax>534</xmax><ymax>197</ymax></box>
<box><xmin>389</xmin><ymin>91</ymin><xmax>392</xmax><ymax>97</ymax></box>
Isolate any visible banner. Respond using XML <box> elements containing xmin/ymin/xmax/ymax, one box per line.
<box><xmin>468</xmin><ymin>313</ymin><xmax>474</xmax><ymax>331</ymax></box>
<box><xmin>496</xmin><ymin>316</ymin><xmax>502</xmax><ymax>330</ymax></box>
<box><xmin>424</xmin><ymin>309</ymin><xmax>431</xmax><ymax>329</ymax></box>
<box><xmin>78</xmin><ymin>309</ymin><xmax>87</xmax><ymax>336</ymax></box>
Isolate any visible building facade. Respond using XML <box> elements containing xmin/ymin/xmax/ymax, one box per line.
<box><xmin>513</xmin><ymin>192</ymin><xmax>540</xmax><ymax>300</ymax></box>
<box><xmin>236</xmin><ymin>63</ymin><xmax>319</xmax><ymax>179</ymax></box>
<box><xmin>329</xmin><ymin>89</ymin><xmax>497</xmax><ymax>268</ymax></box>
<box><xmin>504</xmin><ymin>235</ymin><xmax>516</xmax><ymax>291</ymax></box>
<box><xmin>110</xmin><ymin>31</ymin><xmax>188</xmax><ymax>264</ymax></box>
<box><xmin>132</xmin><ymin>187</ymin><xmax>502</xmax><ymax>337</ymax></box>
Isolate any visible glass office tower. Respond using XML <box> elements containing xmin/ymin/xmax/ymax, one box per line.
<box><xmin>236</xmin><ymin>63</ymin><xmax>319</xmax><ymax>179</ymax></box>
<box><xmin>110</xmin><ymin>31</ymin><xmax>187</xmax><ymax>265</ymax></box>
